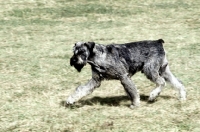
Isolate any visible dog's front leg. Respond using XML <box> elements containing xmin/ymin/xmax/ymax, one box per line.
<box><xmin>120</xmin><ymin>75</ymin><xmax>140</xmax><ymax>108</ymax></box>
<box><xmin>66</xmin><ymin>78</ymin><xmax>101</xmax><ymax>104</ymax></box>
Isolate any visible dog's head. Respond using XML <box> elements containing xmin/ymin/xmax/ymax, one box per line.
<box><xmin>70</xmin><ymin>42</ymin><xmax>95</xmax><ymax>72</ymax></box>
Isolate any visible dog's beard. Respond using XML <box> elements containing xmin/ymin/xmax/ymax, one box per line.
<box><xmin>70</xmin><ymin>56</ymin><xmax>87</xmax><ymax>72</ymax></box>
<box><xmin>73</xmin><ymin>63</ymin><xmax>85</xmax><ymax>72</ymax></box>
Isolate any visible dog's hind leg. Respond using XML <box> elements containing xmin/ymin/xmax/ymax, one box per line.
<box><xmin>161</xmin><ymin>65</ymin><xmax>186</xmax><ymax>100</ymax></box>
<box><xmin>143</xmin><ymin>61</ymin><xmax>166</xmax><ymax>101</ymax></box>
<box><xmin>120</xmin><ymin>74</ymin><xmax>140</xmax><ymax>108</ymax></box>
<box><xmin>148</xmin><ymin>75</ymin><xmax>166</xmax><ymax>101</ymax></box>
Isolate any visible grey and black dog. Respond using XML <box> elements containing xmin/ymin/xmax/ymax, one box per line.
<box><xmin>67</xmin><ymin>39</ymin><xmax>186</xmax><ymax>108</ymax></box>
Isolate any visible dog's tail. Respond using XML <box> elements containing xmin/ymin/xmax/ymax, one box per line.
<box><xmin>158</xmin><ymin>39</ymin><xmax>164</xmax><ymax>44</ymax></box>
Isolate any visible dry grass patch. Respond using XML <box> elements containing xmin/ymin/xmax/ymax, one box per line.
<box><xmin>0</xmin><ymin>0</ymin><xmax>200</xmax><ymax>131</ymax></box>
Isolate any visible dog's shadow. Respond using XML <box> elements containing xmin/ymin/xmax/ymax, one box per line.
<box><xmin>61</xmin><ymin>94</ymin><xmax>173</xmax><ymax>108</ymax></box>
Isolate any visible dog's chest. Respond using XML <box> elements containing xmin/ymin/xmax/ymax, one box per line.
<box><xmin>90</xmin><ymin>59</ymin><xmax>125</xmax><ymax>80</ymax></box>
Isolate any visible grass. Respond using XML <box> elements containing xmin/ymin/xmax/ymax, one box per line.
<box><xmin>0</xmin><ymin>0</ymin><xmax>200</xmax><ymax>131</ymax></box>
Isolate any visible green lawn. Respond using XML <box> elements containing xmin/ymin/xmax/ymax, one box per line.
<box><xmin>0</xmin><ymin>0</ymin><xmax>200</xmax><ymax>131</ymax></box>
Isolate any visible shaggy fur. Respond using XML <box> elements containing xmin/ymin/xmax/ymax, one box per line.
<box><xmin>67</xmin><ymin>39</ymin><xmax>186</xmax><ymax>108</ymax></box>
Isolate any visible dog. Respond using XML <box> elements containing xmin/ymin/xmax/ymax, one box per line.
<box><xmin>67</xmin><ymin>39</ymin><xmax>186</xmax><ymax>108</ymax></box>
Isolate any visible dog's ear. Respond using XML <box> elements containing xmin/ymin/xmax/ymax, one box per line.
<box><xmin>84</xmin><ymin>42</ymin><xmax>95</xmax><ymax>52</ymax></box>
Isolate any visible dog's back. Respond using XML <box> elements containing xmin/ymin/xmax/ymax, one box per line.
<box><xmin>115</xmin><ymin>39</ymin><xmax>164</xmax><ymax>52</ymax></box>
<box><xmin>106</xmin><ymin>39</ymin><xmax>165</xmax><ymax>57</ymax></box>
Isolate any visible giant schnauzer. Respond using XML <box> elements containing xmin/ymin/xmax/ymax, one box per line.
<box><xmin>67</xmin><ymin>39</ymin><xmax>186</xmax><ymax>108</ymax></box>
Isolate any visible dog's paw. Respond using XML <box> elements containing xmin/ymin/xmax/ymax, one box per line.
<box><xmin>130</xmin><ymin>100</ymin><xmax>140</xmax><ymax>109</ymax></box>
<box><xmin>179</xmin><ymin>90</ymin><xmax>186</xmax><ymax>101</ymax></box>
<box><xmin>179</xmin><ymin>97</ymin><xmax>186</xmax><ymax>101</ymax></box>
<box><xmin>148</xmin><ymin>89</ymin><xmax>160</xmax><ymax>102</ymax></box>
<box><xmin>148</xmin><ymin>96</ymin><xmax>156</xmax><ymax>102</ymax></box>
<box><xmin>66</xmin><ymin>96</ymin><xmax>75</xmax><ymax>105</ymax></box>
<box><xmin>59</xmin><ymin>100</ymin><xmax>72</xmax><ymax>108</ymax></box>
<box><xmin>130</xmin><ymin>104</ymin><xmax>139</xmax><ymax>109</ymax></box>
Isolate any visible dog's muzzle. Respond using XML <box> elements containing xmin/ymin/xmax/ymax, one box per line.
<box><xmin>70</xmin><ymin>56</ymin><xmax>85</xmax><ymax>72</ymax></box>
